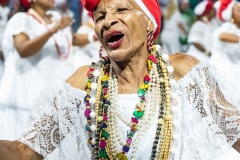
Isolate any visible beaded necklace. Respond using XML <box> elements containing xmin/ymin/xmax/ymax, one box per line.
<box><xmin>84</xmin><ymin>45</ymin><xmax>177</xmax><ymax>160</ymax></box>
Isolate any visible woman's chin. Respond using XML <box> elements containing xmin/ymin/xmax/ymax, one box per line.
<box><xmin>107</xmin><ymin>50</ymin><xmax>130</xmax><ymax>62</ymax></box>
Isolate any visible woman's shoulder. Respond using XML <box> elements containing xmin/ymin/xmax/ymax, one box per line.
<box><xmin>169</xmin><ymin>53</ymin><xmax>200</xmax><ymax>81</ymax></box>
<box><xmin>66</xmin><ymin>65</ymin><xmax>89</xmax><ymax>90</ymax></box>
<box><xmin>65</xmin><ymin>54</ymin><xmax>199</xmax><ymax>89</ymax></box>
<box><xmin>8</xmin><ymin>12</ymin><xmax>29</xmax><ymax>21</ymax></box>
<box><xmin>6</xmin><ymin>12</ymin><xmax>34</xmax><ymax>28</ymax></box>
<box><xmin>191</xmin><ymin>21</ymin><xmax>206</xmax><ymax>29</ymax></box>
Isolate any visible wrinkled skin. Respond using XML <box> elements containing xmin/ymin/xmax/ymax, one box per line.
<box><xmin>94</xmin><ymin>0</ymin><xmax>153</xmax><ymax>62</ymax></box>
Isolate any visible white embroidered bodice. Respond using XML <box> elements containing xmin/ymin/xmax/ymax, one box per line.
<box><xmin>19</xmin><ymin>62</ymin><xmax>240</xmax><ymax>160</ymax></box>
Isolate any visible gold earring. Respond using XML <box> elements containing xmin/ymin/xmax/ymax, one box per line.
<box><xmin>147</xmin><ymin>21</ymin><xmax>153</xmax><ymax>33</ymax></box>
<box><xmin>230</xmin><ymin>18</ymin><xmax>235</xmax><ymax>23</ymax></box>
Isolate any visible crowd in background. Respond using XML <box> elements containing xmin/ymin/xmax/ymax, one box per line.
<box><xmin>0</xmin><ymin>0</ymin><xmax>240</xmax><ymax>144</ymax></box>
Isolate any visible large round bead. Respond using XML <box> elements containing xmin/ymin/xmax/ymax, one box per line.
<box><xmin>89</xmin><ymin>97</ymin><xmax>96</xmax><ymax>105</ymax></box>
<box><xmin>93</xmin><ymin>70</ymin><xmax>100</xmax><ymax>77</ymax></box>
<box><xmin>167</xmin><ymin>66</ymin><xmax>174</xmax><ymax>73</ymax></box>
<box><xmin>91</xmin><ymin>83</ymin><xmax>98</xmax><ymax>90</ymax></box>
<box><xmin>155</xmin><ymin>44</ymin><xmax>161</xmax><ymax>53</ymax></box>
<box><xmin>162</xmin><ymin>54</ymin><xmax>169</xmax><ymax>61</ymax></box>
<box><xmin>98</xmin><ymin>116</ymin><xmax>104</xmax><ymax>122</ymax></box>
<box><xmin>169</xmin><ymin>79</ymin><xmax>177</xmax><ymax>87</ymax></box>
<box><xmin>91</xmin><ymin>138</ymin><xmax>96</xmax><ymax>145</ymax></box>
<box><xmin>90</xmin><ymin>112</ymin><xmax>96</xmax><ymax>118</ymax></box>
<box><xmin>90</xmin><ymin>125</ymin><xmax>96</xmax><ymax>131</ymax></box>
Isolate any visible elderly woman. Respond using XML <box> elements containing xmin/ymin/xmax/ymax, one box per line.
<box><xmin>0</xmin><ymin>0</ymin><xmax>240</xmax><ymax>160</ymax></box>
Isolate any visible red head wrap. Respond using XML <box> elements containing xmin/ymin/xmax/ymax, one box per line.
<box><xmin>202</xmin><ymin>1</ymin><xmax>214</xmax><ymax>16</ymax></box>
<box><xmin>81</xmin><ymin>0</ymin><xmax>161</xmax><ymax>39</ymax></box>
<box><xmin>0</xmin><ymin>0</ymin><xmax>8</xmax><ymax>4</ymax></box>
<box><xmin>218</xmin><ymin>0</ymin><xmax>236</xmax><ymax>21</ymax></box>
<box><xmin>21</xmin><ymin>0</ymin><xmax>31</xmax><ymax>10</ymax></box>
<box><xmin>194</xmin><ymin>0</ymin><xmax>214</xmax><ymax>16</ymax></box>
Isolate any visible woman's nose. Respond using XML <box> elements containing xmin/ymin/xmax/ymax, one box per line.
<box><xmin>102</xmin><ymin>13</ymin><xmax>118</xmax><ymax>30</ymax></box>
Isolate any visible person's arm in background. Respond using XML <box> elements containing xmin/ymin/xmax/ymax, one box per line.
<box><xmin>219</xmin><ymin>33</ymin><xmax>240</xmax><ymax>43</ymax></box>
<box><xmin>178</xmin><ymin>23</ymin><xmax>188</xmax><ymax>35</ymax></box>
<box><xmin>72</xmin><ymin>32</ymin><xmax>98</xmax><ymax>46</ymax></box>
<box><xmin>14</xmin><ymin>17</ymin><xmax>73</xmax><ymax>58</ymax></box>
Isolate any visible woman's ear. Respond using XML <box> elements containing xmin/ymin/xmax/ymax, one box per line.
<box><xmin>147</xmin><ymin>19</ymin><xmax>154</xmax><ymax>33</ymax></box>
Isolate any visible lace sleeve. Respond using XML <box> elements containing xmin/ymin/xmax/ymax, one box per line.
<box><xmin>19</xmin><ymin>81</ymin><xmax>91</xmax><ymax>159</ymax></box>
<box><xmin>187</xmin><ymin>63</ymin><xmax>240</xmax><ymax>145</ymax></box>
<box><xmin>176</xmin><ymin>62</ymin><xmax>240</xmax><ymax>159</ymax></box>
<box><xmin>203</xmin><ymin>64</ymin><xmax>240</xmax><ymax>144</ymax></box>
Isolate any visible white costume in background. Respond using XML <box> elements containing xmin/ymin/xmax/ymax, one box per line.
<box><xmin>0</xmin><ymin>11</ymin><xmax>74</xmax><ymax>140</ymax></box>
<box><xmin>55</xmin><ymin>0</ymin><xmax>74</xmax><ymax>18</ymax></box>
<box><xmin>81</xmin><ymin>8</ymin><xmax>90</xmax><ymax>25</ymax></box>
<box><xmin>72</xmin><ymin>21</ymin><xmax>100</xmax><ymax>70</ymax></box>
<box><xmin>187</xmin><ymin>21</ymin><xmax>215</xmax><ymax>62</ymax></box>
<box><xmin>60</xmin><ymin>9</ymin><xmax>74</xmax><ymax>19</ymax></box>
<box><xmin>0</xmin><ymin>5</ymin><xmax>9</xmax><ymax>43</ymax></box>
<box><xmin>211</xmin><ymin>22</ymin><xmax>240</xmax><ymax>91</ymax></box>
<box><xmin>161</xmin><ymin>11</ymin><xmax>184</xmax><ymax>54</ymax></box>
<box><xmin>0</xmin><ymin>6</ymin><xmax>10</xmax><ymax>82</ymax></box>
<box><xmin>19</xmin><ymin>62</ymin><xmax>240</xmax><ymax>159</ymax></box>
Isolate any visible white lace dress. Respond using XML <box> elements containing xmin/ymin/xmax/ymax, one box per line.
<box><xmin>211</xmin><ymin>22</ymin><xmax>240</xmax><ymax>91</ymax></box>
<box><xmin>18</xmin><ymin>62</ymin><xmax>240</xmax><ymax>159</ymax></box>
<box><xmin>0</xmin><ymin>11</ymin><xmax>74</xmax><ymax>140</ymax></box>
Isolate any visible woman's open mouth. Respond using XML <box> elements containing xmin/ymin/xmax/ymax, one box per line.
<box><xmin>106</xmin><ymin>31</ymin><xmax>124</xmax><ymax>50</ymax></box>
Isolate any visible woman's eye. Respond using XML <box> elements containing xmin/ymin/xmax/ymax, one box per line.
<box><xmin>117</xmin><ymin>8</ymin><xmax>128</xmax><ymax>12</ymax></box>
<box><xmin>96</xmin><ymin>16</ymin><xmax>104</xmax><ymax>22</ymax></box>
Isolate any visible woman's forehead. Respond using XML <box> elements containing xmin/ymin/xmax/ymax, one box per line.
<box><xmin>94</xmin><ymin>0</ymin><xmax>139</xmax><ymax>13</ymax></box>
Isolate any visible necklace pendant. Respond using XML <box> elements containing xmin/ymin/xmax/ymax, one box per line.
<box><xmin>116</xmin><ymin>153</ymin><xmax>128</xmax><ymax>160</ymax></box>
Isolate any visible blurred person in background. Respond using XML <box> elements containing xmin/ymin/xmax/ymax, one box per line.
<box><xmin>189</xmin><ymin>0</ymin><xmax>203</xmax><ymax>10</ymax></box>
<box><xmin>0</xmin><ymin>0</ymin><xmax>9</xmax><ymax>83</ymax></box>
<box><xmin>212</xmin><ymin>0</ymin><xmax>240</xmax><ymax>91</ymax></box>
<box><xmin>161</xmin><ymin>0</ymin><xmax>188</xmax><ymax>54</ymax></box>
<box><xmin>55</xmin><ymin>0</ymin><xmax>74</xmax><ymax>19</ymax></box>
<box><xmin>73</xmin><ymin>11</ymin><xmax>99</xmax><ymax>70</ymax></box>
<box><xmin>0</xmin><ymin>0</ymin><xmax>10</xmax><ymax>43</ymax></box>
<box><xmin>187</xmin><ymin>0</ymin><xmax>216</xmax><ymax>61</ymax></box>
<box><xmin>0</xmin><ymin>48</ymin><xmax>3</xmax><ymax>83</ymax></box>
<box><xmin>8</xmin><ymin>0</ymin><xmax>21</xmax><ymax>19</ymax></box>
<box><xmin>178</xmin><ymin>0</ymin><xmax>195</xmax><ymax>51</ymax></box>
<box><xmin>211</xmin><ymin>1</ymin><xmax>223</xmax><ymax>27</ymax></box>
<box><xmin>0</xmin><ymin>0</ymin><xmax>96</xmax><ymax>140</ymax></box>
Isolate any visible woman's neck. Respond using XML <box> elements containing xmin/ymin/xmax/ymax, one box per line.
<box><xmin>31</xmin><ymin>6</ymin><xmax>51</xmax><ymax>24</ymax></box>
<box><xmin>112</xmin><ymin>53</ymin><xmax>149</xmax><ymax>94</ymax></box>
<box><xmin>233</xmin><ymin>22</ymin><xmax>240</xmax><ymax>29</ymax></box>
